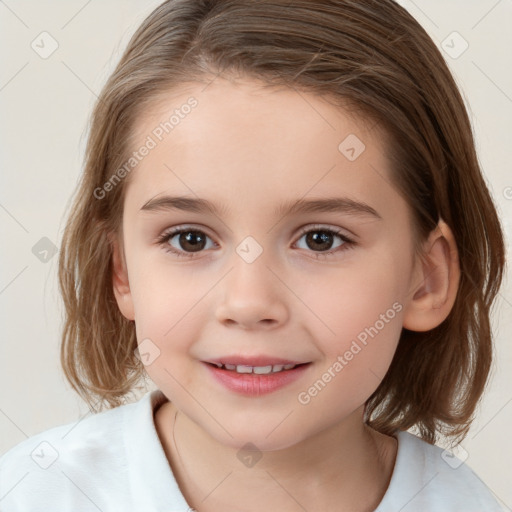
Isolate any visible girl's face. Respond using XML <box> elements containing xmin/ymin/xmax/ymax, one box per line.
<box><xmin>113</xmin><ymin>76</ymin><xmax>422</xmax><ymax>450</ymax></box>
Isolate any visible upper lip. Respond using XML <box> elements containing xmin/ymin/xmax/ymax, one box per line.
<box><xmin>204</xmin><ymin>356</ymin><xmax>310</xmax><ymax>367</ymax></box>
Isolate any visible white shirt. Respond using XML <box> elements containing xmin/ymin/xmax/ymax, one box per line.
<box><xmin>0</xmin><ymin>389</ymin><xmax>504</xmax><ymax>511</ymax></box>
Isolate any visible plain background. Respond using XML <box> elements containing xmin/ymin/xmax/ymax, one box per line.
<box><xmin>0</xmin><ymin>0</ymin><xmax>511</xmax><ymax>509</ymax></box>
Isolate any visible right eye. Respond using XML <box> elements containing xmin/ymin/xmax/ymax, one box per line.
<box><xmin>156</xmin><ymin>227</ymin><xmax>217</xmax><ymax>258</ymax></box>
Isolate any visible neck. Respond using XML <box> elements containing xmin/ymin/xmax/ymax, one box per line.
<box><xmin>155</xmin><ymin>400</ymin><xmax>397</xmax><ymax>512</ymax></box>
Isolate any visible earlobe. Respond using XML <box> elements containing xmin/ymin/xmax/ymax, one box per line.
<box><xmin>110</xmin><ymin>232</ymin><xmax>135</xmax><ymax>321</ymax></box>
<box><xmin>402</xmin><ymin>219</ymin><xmax>460</xmax><ymax>332</ymax></box>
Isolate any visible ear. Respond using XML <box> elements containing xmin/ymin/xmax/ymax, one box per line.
<box><xmin>109</xmin><ymin>231</ymin><xmax>135</xmax><ymax>321</ymax></box>
<box><xmin>402</xmin><ymin>219</ymin><xmax>460</xmax><ymax>332</ymax></box>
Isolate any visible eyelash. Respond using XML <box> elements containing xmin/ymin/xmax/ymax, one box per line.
<box><xmin>155</xmin><ymin>225</ymin><xmax>356</xmax><ymax>260</ymax></box>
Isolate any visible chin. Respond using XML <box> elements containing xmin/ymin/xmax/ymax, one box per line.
<box><xmin>196</xmin><ymin>413</ymin><xmax>312</xmax><ymax>453</ymax></box>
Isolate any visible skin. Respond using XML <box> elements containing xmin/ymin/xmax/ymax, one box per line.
<box><xmin>111</xmin><ymin>75</ymin><xmax>460</xmax><ymax>512</ymax></box>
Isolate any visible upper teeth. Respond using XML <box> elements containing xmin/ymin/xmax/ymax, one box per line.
<box><xmin>214</xmin><ymin>363</ymin><xmax>297</xmax><ymax>374</ymax></box>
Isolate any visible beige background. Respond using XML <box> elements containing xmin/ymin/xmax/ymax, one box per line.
<box><xmin>0</xmin><ymin>0</ymin><xmax>511</xmax><ymax>509</ymax></box>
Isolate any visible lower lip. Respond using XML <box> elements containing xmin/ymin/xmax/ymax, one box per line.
<box><xmin>203</xmin><ymin>362</ymin><xmax>311</xmax><ymax>396</ymax></box>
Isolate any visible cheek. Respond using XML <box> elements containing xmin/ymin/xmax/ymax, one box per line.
<box><xmin>295</xmin><ymin>287</ymin><xmax>404</xmax><ymax>429</ymax></box>
<box><xmin>296</xmin><ymin>248</ymin><xmax>407</xmax><ymax>390</ymax></box>
<box><xmin>128</xmin><ymin>250</ymin><xmax>211</xmax><ymax>335</ymax></box>
<box><xmin>128</xmin><ymin>261</ymin><xmax>218</xmax><ymax>392</ymax></box>
<box><xmin>304</xmin><ymin>255</ymin><xmax>406</xmax><ymax>343</ymax></box>
<box><xmin>133</xmin><ymin>298</ymin><xmax>203</xmax><ymax>399</ymax></box>
<box><xmin>123</xmin><ymin>234</ymin><xmax>236</xmax><ymax>393</ymax></box>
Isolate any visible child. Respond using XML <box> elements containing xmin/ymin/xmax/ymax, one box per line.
<box><xmin>0</xmin><ymin>0</ymin><xmax>506</xmax><ymax>510</ymax></box>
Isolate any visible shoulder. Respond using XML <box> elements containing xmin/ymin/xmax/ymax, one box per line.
<box><xmin>0</xmin><ymin>396</ymin><xmax>129</xmax><ymax>468</ymax></box>
<box><xmin>0</xmin><ymin>393</ymin><xmax>145</xmax><ymax>511</ymax></box>
<box><xmin>376</xmin><ymin>430</ymin><xmax>504</xmax><ymax>512</ymax></box>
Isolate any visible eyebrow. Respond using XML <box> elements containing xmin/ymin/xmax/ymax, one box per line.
<box><xmin>140</xmin><ymin>195</ymin><xmax>382</xmax><ymax>220</ymax></box>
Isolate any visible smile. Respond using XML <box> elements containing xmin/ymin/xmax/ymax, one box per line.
<box><xmin>203</xmin><ymin>361</ymin><xmax>312</xmax><ymax>396</ymax></box>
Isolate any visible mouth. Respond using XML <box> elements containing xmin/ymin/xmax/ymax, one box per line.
<box><xmin>202</xmin><ymin>357</ymin><xmax>312</xmax><ymax>396</ymax></box>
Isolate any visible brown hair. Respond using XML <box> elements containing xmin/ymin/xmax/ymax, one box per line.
<box><xmin>58</xmin><ymin>0</ymin><xmax>506</xmax><ymax>446</ymax></box>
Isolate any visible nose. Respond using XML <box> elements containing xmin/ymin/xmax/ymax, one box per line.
<box><xmin>214</xmin><ymin>255</ymin><xmax>289</xmax><ymax>331</ymax></box>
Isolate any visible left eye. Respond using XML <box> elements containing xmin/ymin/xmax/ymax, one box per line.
<box><xmin>157</xmin><ymin>229</ymin><xmax>216</xmax><ymax>258</ymax></box>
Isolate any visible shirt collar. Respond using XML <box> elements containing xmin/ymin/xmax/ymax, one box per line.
<box><xmin>124</xmin><ymin>389</ymin><xmax>192</xmax><ymax>511</ymax></box>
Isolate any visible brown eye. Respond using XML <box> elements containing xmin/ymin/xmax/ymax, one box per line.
<box><xmin>175</xmin><ymin>231</ymin><xmax>207</xmax><ymax>252</ymax></box>
<box><xmin>295</xmin><ymin>227</ymin><xmax>354</xmax><ymax>255</ymax></box>
<box><xmin>157</xmin><ymin>228</ymin><xmax>215</xmax><ymax>258</ymax></box>
<box><xmin>304</xmin><ymin>231</ymin><xmax>336</xmax><ymax>251</ymax></box>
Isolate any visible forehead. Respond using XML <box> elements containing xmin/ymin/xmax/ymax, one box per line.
<box><xmin>125</xmin><ymin>76</ymin><xmax>400</xmax><ymax>220</ymax></box>
<box><xmin>133</xmin><ymin>76</ymin><xmax>379</xmax><ymax>150</ymax></box>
